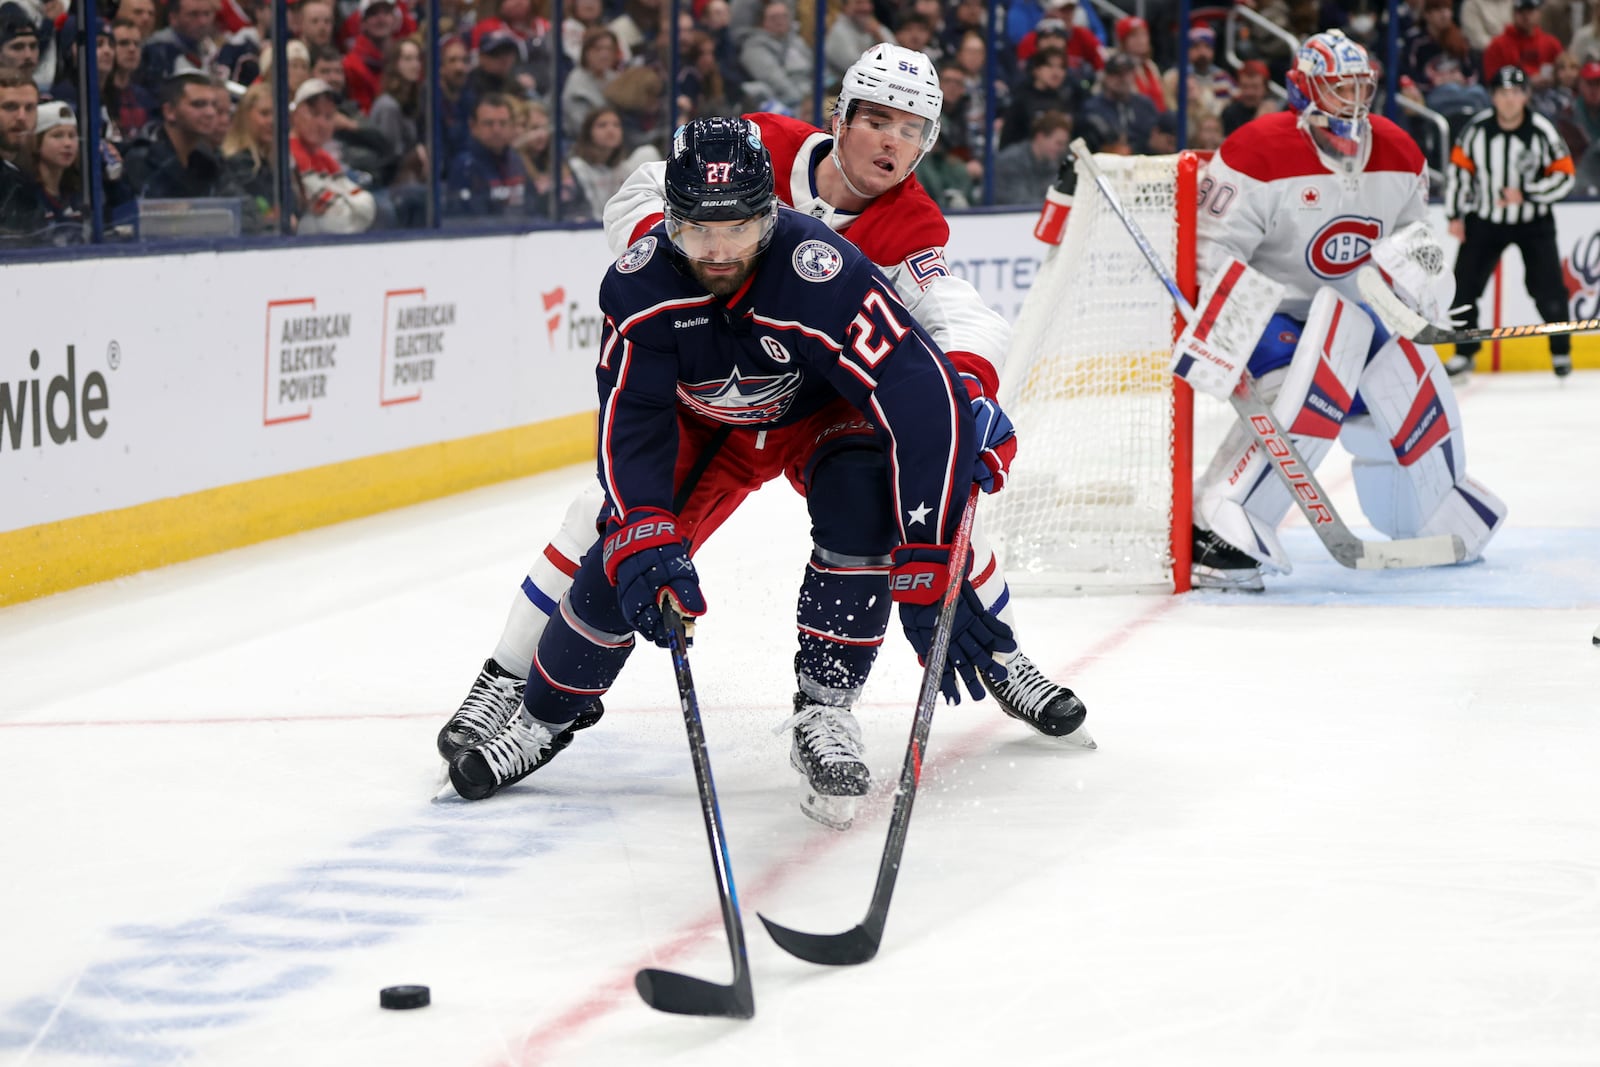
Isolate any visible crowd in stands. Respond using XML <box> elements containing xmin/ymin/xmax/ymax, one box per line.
<box><xmin>7</xmin><ymin>0</ymin><xmax>1600</xmax><ymax>247</ymax></box>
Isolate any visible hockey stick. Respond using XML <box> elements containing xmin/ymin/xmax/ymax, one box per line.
<box><xmin>1073</xmin><ymin>141</ymin><xmax>1466</xmax><ymax>571</ymax></box>
<box><xmin>1356</xmin><ymin>265</ymin><xmax>1600</xmax><ymax>347</ymax></box>
<box><xmin>758</xmin><ymin>484</ymin><xmax>981</xmax><ymax>966</ymax></box>
<box><xmin>634</xmin><ymin>602</ymin><xmax>756</xmax><ymax>1019</ymax></box>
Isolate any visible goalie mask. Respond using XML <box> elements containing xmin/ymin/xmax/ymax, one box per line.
<box><xmin>831</xmin><ymin>43</ymin><xmax>942</xmax><ymax>195</ymax></box>
<box><xmin>662</xmin><ymin>116</ymin><xmax>778</xmax><ymax>265</ymax></box>
<box><xmin>1287</xmin><ymin>30</ymin><xmax>1375</xmax><ymax>172</ymax></box>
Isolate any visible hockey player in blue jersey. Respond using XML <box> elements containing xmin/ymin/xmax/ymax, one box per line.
<box><xmin>448</xmin><ymin>117</ymin><xmax>1018</xmax><ymax>825</ymax></box>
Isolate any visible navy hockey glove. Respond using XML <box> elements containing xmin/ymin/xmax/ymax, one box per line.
<box><xmin>602</xmin><ymin>507</ymin><xmax>706</xmax><ymax>647</ymax></box>
<box><xmin>969</xmin><ymin>393</ymin><xmax>1017</xmax><ymax>494</ymax></box>
<box><xmin>890</xmin><ymin>543</ymin><xmax>1016</xmax><ymax>703</ymax></box>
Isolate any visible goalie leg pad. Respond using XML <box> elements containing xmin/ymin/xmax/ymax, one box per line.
<box><xmin>1343</xmin><ymin>336</ymin><xmax>1508</xmax><ymax>561</ymax></box>
<box><xmin>1194</xmin><ymin>288</ymin><xmax>1373</xmax><ymax>571</ymax></box>
<box><xmin>492</xmin><ymin>480</ymin><xmax>607</xmax><ymax>674</ymax></box>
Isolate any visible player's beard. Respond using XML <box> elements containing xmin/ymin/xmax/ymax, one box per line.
<box><xmin>689</xmin><ymin>254</ymin><xmax>760</xmax><ymax>297</ymax></box>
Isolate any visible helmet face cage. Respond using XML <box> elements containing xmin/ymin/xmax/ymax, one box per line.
<box><xmin>662</xmin><ymin>117</ymin><xmax>778</xmax><ymax>261</ymax></box>
<box><xmin>836</xmin><ymin>43</ymin><xmax>942</xmax><ymax>156</ymax></box>
<box><xmin>1287</xmin><ymin>30</ymin><xmax>1374</xmax><ymax>159</ymax></box>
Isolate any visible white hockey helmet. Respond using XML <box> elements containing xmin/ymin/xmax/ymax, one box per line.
<box><xmin>836</xmin><ymin>43</ymin><xmax>943</xmax><ymax>154</ymax></box>
<box><xmin>1287</xmin><ymin>29</ymin><xmax>1375</xmax><ymax>167</ymax></box>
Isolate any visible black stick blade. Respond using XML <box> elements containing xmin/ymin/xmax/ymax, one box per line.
<box><xmin>757</xmin><ymin>913</ymin><xmax>882</xmax><ymax>966</ymax></box>
<box><xmin>634</xmin><ymin>968</ymin><xmax>755</xmax><ymax>1019</ymax></box>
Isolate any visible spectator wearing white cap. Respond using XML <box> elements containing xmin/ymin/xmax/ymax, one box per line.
<box><xmin>289</xmin><ymin>76</ymin><xmax>376</xmax><ymax>234</ymax></box>
<box><xmin>29</xmin><ymin>98</ymin><xmax>81</xmax><ymax>234</ymax></box>
<box><xmin>27</xmin><ymin>98</ymin><xmax>135</xmax><ymax>240</ymax></box>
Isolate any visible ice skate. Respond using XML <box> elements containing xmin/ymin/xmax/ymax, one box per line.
<box><xmin>1553</xmin><ymin>352</ymin><xmax>1572</xmax><ymax>378</ymax></box>
<box><xmin>986</xmin><ymin>654</ymin><xmax>1094</xmax><ymax>748</ymax></box>
<box><xmin>1191</xmin><ymin>524</ymin><xmax>1265</xmax><ymax>593</ymax></box>
<box><xmin>1443</xmin><ymin>351</ymin><xmax>1474</xmax><ymax>379</ymax></box>
<box><xmin>448</xmin><ymin>704</ymin><xmax>604</xmax><ymax>801</ymax></box>
<box><xmin>779</xmin><ymin>695</ymin><xmax>870</xmax><ymax>831</ymax></box>
<box><xmin>437</xmin><ymin>658</ymin><xmax>524</xmax><ymax>760</ymax></box>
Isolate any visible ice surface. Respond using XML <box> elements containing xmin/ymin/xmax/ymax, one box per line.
<box><xmin>2</xmin><ymin>374</ymin><xmax>1597</xmax><ymax>1067</ymax></box>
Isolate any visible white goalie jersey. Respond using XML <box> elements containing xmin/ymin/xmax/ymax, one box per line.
<box><xmin>1197</xmin><ymin>111</ymin><xmax>1430</xmax><ymax>320</ymax></box>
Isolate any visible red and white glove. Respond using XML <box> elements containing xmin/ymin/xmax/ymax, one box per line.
<box><xmin>950</xmin><ymin>352</ymin><xmax>1016</xmax><ymax>495</ymax></box>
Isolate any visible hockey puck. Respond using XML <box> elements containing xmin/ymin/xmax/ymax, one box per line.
<box><xmin>379</xmin><ymin>985</ymin><xmax>430</xmax><ymax>1010</ymax></box>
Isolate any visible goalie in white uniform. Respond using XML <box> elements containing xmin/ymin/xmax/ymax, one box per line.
<box><xmin>1183</xmin><ymin>30</ymin><xmax>1506</xmax><ymax>590</ymax></box>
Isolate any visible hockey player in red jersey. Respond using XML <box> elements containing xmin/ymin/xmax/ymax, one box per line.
<box><xmin>1185</xmin><ymin>30</ymin><xmax>1506</xmax><ymax>591</ymax></box>
<box><xmin>447</xmin><ymin>118</ymin><xmax>1017</xmax><ymax>822</ymax></box>
<box><xmin>437</xmin><ymin>45</ymin><xmax>1091</xmax><ymax>825</ymax></box>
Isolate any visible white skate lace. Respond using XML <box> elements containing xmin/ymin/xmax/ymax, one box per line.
<box><xmin>451</xmin><ymin>668</ymin><xmax>524</xmax><ymax>736</ymax></box>
<box><xmin>992</xmin><ymin>656</ymin><xmax>1058</xmax><ymax>719</ymax></box>
<box><xmin>480</xmin><ymin>720</ymin><xmax>555</xmax><ymax>781</ymax></box>
<box><xmin>776</xmin><ymin>706</ymin><xmax>865</xmax><ymax>766</ymax></box>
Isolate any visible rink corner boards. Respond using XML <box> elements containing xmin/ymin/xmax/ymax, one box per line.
<box><xmin>0</xmin><ymin>412</ymin><xmax>595</xmax><ymax>608</ymax></box>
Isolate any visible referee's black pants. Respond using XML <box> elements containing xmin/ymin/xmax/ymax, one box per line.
<box><xmin>1451</xmin><ymin>213</ymin><xmax>1570</xmax><ymax>358</ymax></box>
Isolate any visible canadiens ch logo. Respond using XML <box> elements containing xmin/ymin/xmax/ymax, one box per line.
<box><xmin>617</xmin><ymin>236</ymin><xmax>656</xmax><ymax>273</ymax></box>
<box><xmin>793</xmin><ymin>240</ymin><xmax>844</xmax><ymax>282</ymax></box>
<box><xmin>676</xmin><ymin>366</ymin><xmax>802</xmax><ymax>423</ymax></box>
<box><xmin>1306</xmin><ymin>216</ymin><xmax>1382</xmax><ymax>279</ymax></box>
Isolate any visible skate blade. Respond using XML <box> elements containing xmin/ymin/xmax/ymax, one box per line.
<box><xmin>430</xmin><ymin>760</ymin><xmax>458</xmax><ymax>802</ymax></box>
<box><xmin>798</xmin><ymin>787</ymin><xmax>859</xmax><ymax>832</ymax></box>
<box><xmin>1191</xmin><ymin>566</ymin><xmax>1265</xmax><ymax>593</ymax></box>
<box><xmin>1063</xmin><ymin>727</ymin><xmax>1097</xmax><ymax>750</ymax></box>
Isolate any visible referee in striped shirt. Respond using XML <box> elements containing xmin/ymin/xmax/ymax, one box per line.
<box><xmin>1445</xmin><ymin>65</ymin><xmax>1576</xmax><ymax>377</ymax></box>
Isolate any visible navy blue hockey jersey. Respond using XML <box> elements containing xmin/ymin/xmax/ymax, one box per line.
<box><xmin>595</xmin><ymin>208</ymin><xmax>976</xmax><ymax>545</ymax></box>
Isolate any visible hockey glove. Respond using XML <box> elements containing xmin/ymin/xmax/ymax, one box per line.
<box><xmin>969</xmin><ymin>394</ymin><xmax>1017</xmax><ymax>494</ymax></box>
<box><xmin>602</xmin><ymin>507</ymin><xmax>706</xmax><ymax>648</ymax></box>
<box><xmin>890</xmin><ymin>543</ymin><xmax>1016</xmax><ymax>703</ymax></box>
<box><xmin>955</xmin><ymin>367</ymin><xmax>1017</xmax><ymax>494</ymax></box>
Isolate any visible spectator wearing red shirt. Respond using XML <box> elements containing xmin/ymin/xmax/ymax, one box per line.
<box><xmin>337</xmin><ymin>0</ymin><xmax>417</xmax><ymax>50</ymax></box>
<box><xmin>343</xmin><ymin>0</ymin><xmax>399</xmax><ymax>114</ymax></box>
<box><xmin>1017</xmin><ymin>0</ymin><xmax>1103</xmax><ymax>71</ymax></box>
<box><xmin>1114</xmin><ymin>15</ymin><xmax>1164</xmax><ymax>112</ymax></box>
<box><xmin>1482</xmin><ymin>0</ymin><xmax>1564</xmax><ymax>88</ymax></box>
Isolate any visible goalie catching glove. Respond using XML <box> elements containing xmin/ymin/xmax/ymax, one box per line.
<box><xmin>602</xmin><ymin>507</ymin><xmax>706</xmax><ymax>647</ymax></box>
<box><xmin>1356</xmin><ymin>221</ymin><xmax>1458</xmax><ymax>340</ymax></box>
<box><xmin>890</xmin><ymin>543</ymin><xmax>1016</xmax><ymax>703</ymax></box>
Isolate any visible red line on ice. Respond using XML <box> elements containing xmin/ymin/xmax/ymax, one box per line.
<box><xmin>497</xmin><ymin>597</ymin><xmax>1180</xmax><ymax>1066</ymax></box>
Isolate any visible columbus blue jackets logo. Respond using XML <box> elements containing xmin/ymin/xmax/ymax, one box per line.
<box><xmin>793</xmin><ymin>240</ymin><xmax>844</xmax><ymax>282</ymax></box>
<box><xmin>1306</xmin><ymin>216</ymin><xmax>1382</xmax><ymax>279</ymax></box>
<box><xmin>676</xmin><ymin>366</ymin><xmax>802</xmax><ymax>423</ymax></box>
<box><xmin>617</xmin><ymin>236</ymin><xmax>656</xmax><ymax>274</ymax></box>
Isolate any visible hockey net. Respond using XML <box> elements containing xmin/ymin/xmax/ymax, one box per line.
<box><xmin>988</xmin><ymin>151</ymin><xmax>1235</xmax><ymax>594</ymax></box>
